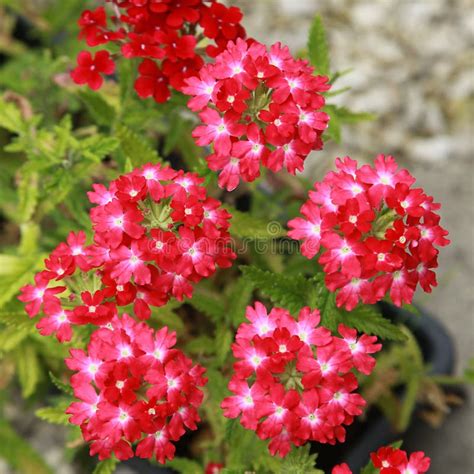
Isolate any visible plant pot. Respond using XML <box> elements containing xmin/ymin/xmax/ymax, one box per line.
<box><xmin>314</xmin><ymin>302</ymin><xmax>459</xmax><ymax>472</ymax></box>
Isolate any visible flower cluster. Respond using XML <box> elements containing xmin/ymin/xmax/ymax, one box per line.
<box><xmin>19</xmin><ymin>163</ymin><xmax>235</xmax><ymax>342</ymax></box>
<box><xmin>71</xmin><ymin>1</ymin><xmax>245</xmax><ymax>100</ymax></box>
<box><xmin>65</xmin><ymin>313</ymin><xmax>206</xmax><ymax>462</ymax></box>
<box><xmin>220</xmin><ymin>302</ymin><xmax>381</xmax><ymax>457</ymax></box>
<box><xmin>288</xmin><ymin>155</ymin><xmax>450</xmax><ymax>309</ymax></box>
<box><xmin>332</xmin><ymin>445</ymin><xmax>431</xmax><ymax>473</ymax></box>
<box><xmin>183</xmin><ymin>38</ymin><xmax>330</xmax><ymax>190</ymax></box>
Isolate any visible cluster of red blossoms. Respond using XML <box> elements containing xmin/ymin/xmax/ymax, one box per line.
<box><xmin>71</xmin><ymin>0</ymin><xmax>245</xmax><ymax>100</ymax></box>
<box><xmin>333</xmin><ymin>446</ymin><xmax>431</xmax><ymax>473</ymax></box>
<box><xmin>183</xmin><ymin>38</ymin><xmax>330</xmax><ymax>190</ymax></box>
<box><xmin>221</xmin><ymin>302</ymin><xmax>381</xmax><ymax>457</ymax></box>
<box><xmin>19</xmin><ymin>163</ymin><xmax>235</xmax><ymax>342</ymax></box>
<box><xmin>288</xmin><ymin>155</ymin><xmax>450</xmax><ymax>309</ymax></box>
<box><xmin>65</xmin><ymin>313</ymin><xmax>207</xmax><ymax>462</ymax></box>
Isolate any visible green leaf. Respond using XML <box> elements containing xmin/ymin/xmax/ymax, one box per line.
<box><xmin>14</xmin><ymin>343</ymin><xmax>41</xmax><ymax>398</ymax></box>
<box><xmin>279</xmin><ymin>445</ymin><xmax>323</xmax><ymax>474</ymax></box>
<box><xmin>115</xmin><ymin>124</ymin><xmax>163</xmax><ymax>167</ymax></box>
<box><xmin>225</xmin><ymin>421</ymin><xmax>281</xmax><ymax>472</ymax></box>
<box><xmin>149</xmin><ymin>301</ymin><xmax>184</xmax><ymax>332</ymax></box>
<box><xmin>80</xmin><ymin>135</ymin><xmax>119</xmax><ymax>162</ymax></box>
<box><xmin>19</xmin><ymin>222</ymin><xmax>40</xmax><ymax>256</ymax></box>
<box><xmin>49</xmin><ymin>371</ymin><xmax>74</xmax><ymax>396</ymax></box>
<box><xmin>204</xmin><ymin>368</ymin><xmax>229</xmax><ymax>442</ymax></box>
<box><xmin>339</xmin><ymin>305</ymin><xmax>408</xmax><ymax>342</ymax></box>
<box><xmin>185</xmin><ymin>335</ymin><xmax>215</xmax><ymax>355</ymax></box>
<box><xmin>78</xmin><ymin>90</ymin><xmax>116</xmax><ymax>127</ymax></box>
<box><xmin>36</xmin><ymin>406</ymin><xmax>70</xmax><ymax>426</ymax></box>
<box><xmin>0</xmin><ymin>418</ymin><xmax>53</xmax><ymax>474</ymax></box>
<box><xmin>323</xmin><ymin>105</ymin><xmax>376</xmax><ymax>143</ymax></box>
<box><xmin>188</xmin><ymin>288</ymin><xmax>225</xmax><ymax>323</ymax></box>
<box><xmin>215</xmin><ymin>325</ymin><xmax>233</xmax><ymax>365</ymax></box>
<box><xmin>167</xmin><ymin>457</ymin><xmax>204</xmax><ymax>474</ymax></box>
<box><xmin>93</xmin><ymin>457</ymin><xmax>119</xmax><ymax>474</ymax></box>
<box><xmin>225</xmin><ymin>205</ymin><xmax>286</xmax><ymax>240</ymax></box>
<box><xmin>398</xmin><ymin>327</ymin><xmax>423</xmax><ymax>431</ymax></box>
<box><xmin>227</xmin><ymin>278</ymin><xmax>254</xmax><ymax>326</ymax></box>
<box><xmin>241</xmin><ymin>265</ymin><xmax>311</xmax><ymax>314</ymax></box>
<box><xmin>0</xmin><ymin>310</ymin><xmax>34</xmax><ymax>328</ymax></box>
<box><xmin>308</xmin><ymin>15</ymin><xmax>330</xmax><ymax>76</ymax></box>
<box><xmin>464</xmin><ymin>358</ymin><xmax>474</xmax><ymax>384</ymax></box>
<box><xmin>0</xmin><ymin>97</ymin><xmax>27</xmax><ymax>134</ymax></box>
<box><xmin>17</xmin><ymin>171</ymin><xmax>39</xmax><ymax>223</ymax></box>
<box><xmin>0</xmin><ymin>326</ymin><xmax>33</xmax><ymax>352</ymax></box>
<box><xmin>309</xmin><ymin>273</ymin><xmax>339</xmax><ymax>331</ymax></box>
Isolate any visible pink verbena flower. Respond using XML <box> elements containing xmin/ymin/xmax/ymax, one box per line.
<box><xmin>221</xmin><ymin>302</ymin><xmax>381</xmax><ymax>457</ymax></box>
<box><xmin>288</xmin><ymin>155</ymin><xmax>450</xmax><ymax>309</ymax></box>
<box><xmin>66</xmin><ymin>314</ymin><xmax>207</xmax><ymax>463</ymax></box>
<box><xmin>19</xmin><ymin>163</ymin><xmax>235</xmax><ymax>342</ymax></box>
<box><xmin>183</xmin><ymin>38</ymin><xmax>330</xmax><ymax>190</ymax></box>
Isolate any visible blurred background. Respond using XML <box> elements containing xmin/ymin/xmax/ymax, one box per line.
<box><xmin>0</xmin><ymin>0</ymin><xmax>472</xmax><ymax>473</ymax></box>
<box><xmin>234</xmin><ymin>1</ymin><xmax>473</xmax><ymax>472</ymax></box>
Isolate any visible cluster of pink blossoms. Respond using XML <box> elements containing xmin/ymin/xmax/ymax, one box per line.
<box><xmin>333</xmin><ymin>446</ymin><xmax>431</xmax><ymax>474</ymax></box>
<box><xmin>71</xmin><ymin>0</ymin><xmax>245</xmax><ymax>100</ymax></box>
<box><xmin>221</xmin><ymin>302</ymin><xmax>381</xmax><ymax>457</ymax></box>
<box><xmin>288</xmin><ymin>155</ymin><xmax>450</xmax><ymax>309</ymax></box>
<box><xmin>19</xmin><ymin>163</ymin><xmax>235</xmax><ymax>342</ymax></box>
<box><xmin>183</xmin><ymin>38</ymin><xmax>330</xmax><ymax>190</ymax></box>
<box><xmin>66</xmin><ymin>313</ymin><xmax>207</xmax><ymax>462</ymax></box>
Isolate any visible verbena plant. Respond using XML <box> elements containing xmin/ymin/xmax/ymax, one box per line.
<box><xmin>0</xmin><ymin>2</ymin><xmax>470</xmax><ymax>473</ymax></box>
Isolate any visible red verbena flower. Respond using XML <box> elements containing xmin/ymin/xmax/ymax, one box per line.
<box><xmin>183</xmin><ymin>38</ymin><xmax>330</xmax><ymax>190</ymax></box>
<box><xmin>288</xmin><ymin>155</ymin><xmax>449</xmax><ymax>309</ymax></box>
<box><xmin>70</xmin><ymin>50</ymin><xmax>115</xmax><ymax>90</ymax></box>
<box><xmin>19</xmin><ymin>164</ymin><xmax>235</xmax><ymax>342</ymax></box>
<box><xmin>71</xmin><ymin>1</ymin><xmax>246</xmax><ymax>100</ymax></box>
<box><xmin>66</xmin><ymin>314</ymin><xmax>207</xmax><ymax>463</ymax></box>
<box><xmin>333</xmin><ymin>446</ymin><xmax>430</xmax><ymax>473</ymax></box>
<box><xmin>221</xmin><ymin>302</ymin><xmax>381</xmax><ymax>457</ymax></box>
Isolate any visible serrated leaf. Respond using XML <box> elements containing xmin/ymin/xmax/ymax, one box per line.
<box><xmin>0</xmin><ymin>418</ymin><xmax>53</xmax><ymax>474</ymax></box>
<box><xmin>149</xmin><ymin>301</ymin><xmax>184</xmax><ymax>332</ymax></box>
<box><xmin>0</xmin><ymin>326</ymin><xmax>33</xmax><ymax>352</ymax></box>
<box><xmin>0</xmin><ymin>311</ymin><xmax>34</xmax><ymax>328</ymax></box>
<box><xmin>215</xmin><ymin>325</ymin><xmax>233</xmax><ymax>365</ymax></box>
<box><xmin>93</xmin><ymin>457</ymin><xmax>118</xmax><ymax>474</ymax></box>
<box><xmin>308</xmin><ymin>15</ymin><xmax>330</xmax><ymax>76</ymax></box>
<box><xmin>115</xmin><ymin>124</ymin><xmax>163</xmax><ymax>167</ymax></box>
<box><xmin>80</xmin><ymin>135</ymin><xmax>119</xmax><ymax>162</ymax></box>
<box><xmin>78</xmin><ymin>90</ymin><xmax>116</xmax><ymax>127</ymax></box>
<box><xmin>185</xmin><ymin>335</ymin><xmax>215</xmax><ymax>355</ymax></box>
<box><xmin>325</xmin><ymin>104</ymin><xmax>375</xmax><ymax>124</ymax></box>
<box><xmin>241</xmin><ymin>265</ymin><xmax>311</xmax><ymax>314</ymax></box>
<box><xmin>36</xmin><ymin>406</ymin><xmax>70</xmax><ymax>426</ymax></box>
<box><xmin>17</xmin><ymin>171</ymin><xmax>39</xmax><ymax>223</ymax></box>
<box><xmin>279</xmin><ymin>445</ymin><xmax>323</xmax><ymax>474</ymax></box>
<box><xmin>167</xmin><ymin>457</ymin><xmax>204</xmax><ymax>474</ymax></box>
<box><xmin>49</xmin><ymin>371</ymin><xmax>74</xmax><ymax>396</ymax></box>
<box><xmin>340</xmin><ymin>305</ymin><xmax>408</xmax><ymax>342</ymax></box>
<box><xmin>226</xmin><ymin>205</ymin><xmax>285</xmax><ymax>240</ymax></box>
<box><xmin>309</xmin><ymin>273</ymin><xmax>339</xmax><ymax>332</ymax></box>
<box><xmin>227</xmin><ymin>278</ymin><xmax>254</xmax><ymax>326</ymax></box>
<box><xmin>14</xmin><ymin>343</ymin><xmax>41</xmax><ymax>398</ymax></box>
<box><xmin>189</xmin><ymin>288</ymin><xmax>225</xmax><ymax>323</ymax></box>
